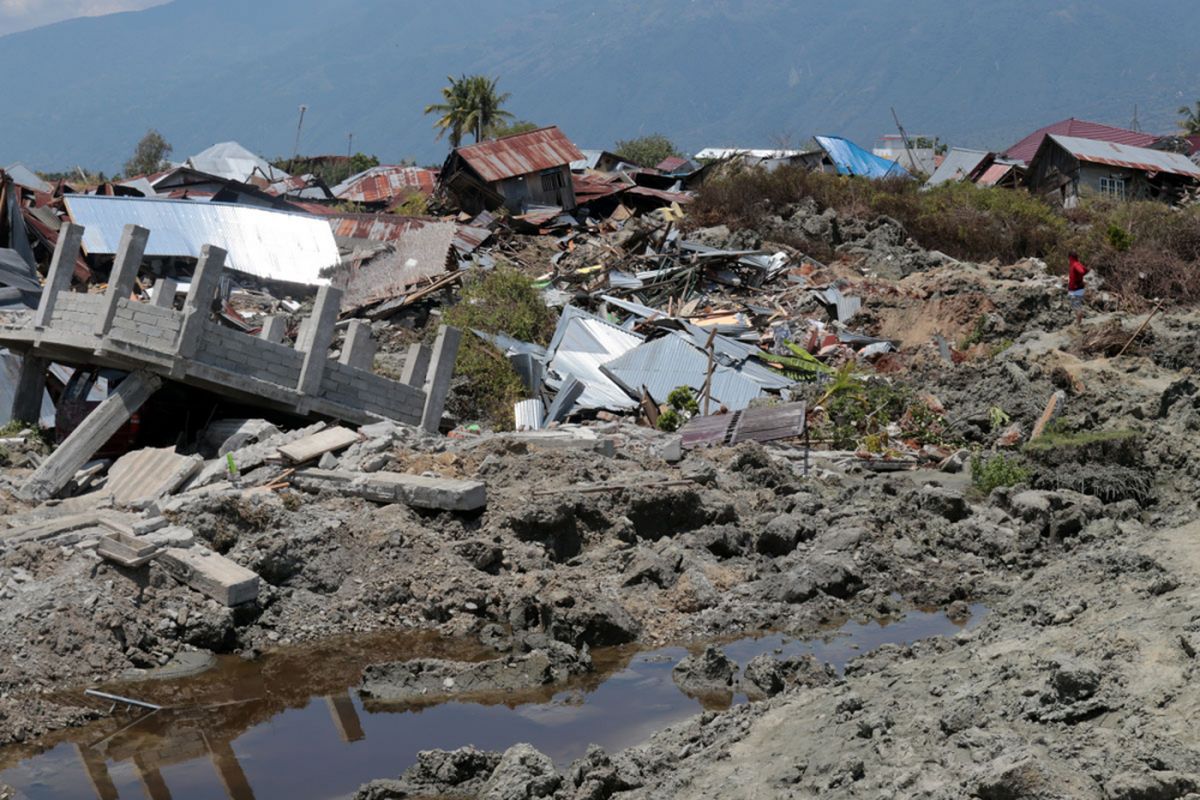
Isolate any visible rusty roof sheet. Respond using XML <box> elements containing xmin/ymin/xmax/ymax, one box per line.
<box><xmin>326</xmin><ymin>212</ymin><xmax>435</xmax><ymax>242</ymax></box>
<box><xmin>1004</xmin><ymin>118</ymin><xmax>1160</xmax><ymax>164</ymax></box>
<box><xmin>1047</xmin><ymin>135</ymin><xmax>1200</xmax><ymax>180</ymax></box>
<box><xmin>455</xmin><ymin>126</ymin><xmax>584</xmax><ymax>183</ymax></box>
<box><xmin>332</xmin><ymin>166</ymin><xmax>438</xmax><ymax>204</ymax></box>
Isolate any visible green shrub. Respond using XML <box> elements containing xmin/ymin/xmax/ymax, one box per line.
<box><xmin>970</xmin><ymin>452</ymin><xmax>1030</xmax><ymax>494</ymax></box>
<box><xmin>443</xmin><ymin>267</ymin><xmax>557</xmax><ymax>428</ymax></box>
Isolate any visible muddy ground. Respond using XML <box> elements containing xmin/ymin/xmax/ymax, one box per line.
<box><xmin>4</xmin><ymin>249</ymin><xmax>1200</xmax><ymax>799</ymax></box>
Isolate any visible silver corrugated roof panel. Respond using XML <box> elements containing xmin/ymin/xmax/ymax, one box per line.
<box><xmin>924</xmin><ymin>147</ymin><xmax>989</xmax><ymax>187</ymax></box>
<box><xmin>63</xmin><ymin>195</ymin><xmax>339</xmax><ymax>285</ymax></box>
<box><xmin>600</xmin><ymin>333</ymin><xmax>767</xmax><ymax>412</ymax></box>
<box><xmin>1047</xmin><ymin>135</ymin><xmax>1200</xmax><ymax>179</ymax></box>
<box><xmin>5</xmin><ymin>163</ymin><xmax>51</xmax><ymax>193</ymax></box>
<box><xmin>546</xmin><ymin>306</ymin><xmax>642</xmax><ymax>411</ymax></box>
<box><xmin>186</xmin><ymin>141</ymin><xmax>288</xmax><ymax>183</ymax></box>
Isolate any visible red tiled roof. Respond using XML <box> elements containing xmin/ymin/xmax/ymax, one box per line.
<box><xmin>454</xmin><ymin>126</ymin><xmax>584</xmax><ymax>183</ymax></box>
<box><xmin>1004</xmin><ymin>118</ymin><xmax>1160</xmax><ymax>164</ymax></box>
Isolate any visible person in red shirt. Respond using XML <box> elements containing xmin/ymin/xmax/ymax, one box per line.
<box><xmin>1067</xmin><ymin>251</ymin><xmax>1088</xmax><ymax>326</ymax></box>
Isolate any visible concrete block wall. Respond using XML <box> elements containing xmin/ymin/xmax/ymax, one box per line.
<box><xmin>321</xmin><ymin>359</ymin><xmax>425</xmax><ymax>424</ymax></box>
<box><xmin>193</xmin><ymin>322</ymin><xmax>304</xmax><ymax>387</ymax></box>
<box><xmin>106</xmin><ymin>298</ymin><xmax>183</xmax><ymax>354</ymax></box>
<box><xmin>48</xmin><ymin>292</ymin><xmax>105</xmax><ymax>336</ymax></box>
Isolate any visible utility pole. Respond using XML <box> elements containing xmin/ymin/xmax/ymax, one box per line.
<box><xmin>347</xmin><ymin>132</ymin><xmax>353</xmax><ymax>159</ymax></box>
<box><xmin>1130</xmin><ymin>104</ymin><xmax>1141</xmax><ymax>133</ymax></box>
<box><xmin>292</xmin><ymin>104</ymin><xmax>308</xmax><ymax>162</ymax></box>
<box><xmin>890</xmin><ymin>106</ymin><xmax>917</xmax><ymax>175</ymax></box>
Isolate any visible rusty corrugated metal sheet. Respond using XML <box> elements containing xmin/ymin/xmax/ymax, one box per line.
<box><xmin>1049</xmin><ymin>135</ymin><xmax>1200</xmax><ymax>179</ymax></box>
<box><xmin>332</xmin><ymin>166</ymin><xmax>438</xmax><ymax>204</ymax></box>
<box><xmin>455</xmin><ymin>126</ymin><xmax>584</xmax><ymax>183</ymax></box>
<box><xmin>1004</xmin><ymin>118</ymin><xmax>1161</xmax><ymax>165</ymax></box>
<box><xmin>327</xmin><ymin>213</ymin><xmax>435</xmax><ymax>242</ymax></box>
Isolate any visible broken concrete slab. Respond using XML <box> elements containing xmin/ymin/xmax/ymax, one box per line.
<box><xmin>143</xmin><ymin>526</ymin><xmax>195</xmax><ymax>548</ymax></box>
<box><xmin>461</xmin><ymin>428</ymin><xmax>616</xmax><ymax>457</ymax></box>
<box><xmin>190</xmin><ymin>421</ymin><xmax>328</xmax><ymax>488</ymax></box>
<box><xmin>98</xmin><ymin>446</ymin><xmax>203</xmax><ymax>507</ymax></box>
<box><xmin>157</xmin><ymin>546</ymin><xmax>259</xmax><ymax>606</ymax></box>
<box><xmin>202</xmin><ymin>418</ymin><xmax>280</xmax><ymax>456</ymax></box>
<box><xmin>19</xmin><ymin>371</ymin><xmax>163</xmax><ymax>502</ymax></box>
<box><xmin>291</xmin><ymin>469</ymin><xmax>486</xmax><ymax>511</ymax></box>
<box><xmin>277</xmin><ymin>426</ymin><xmax>360</xmax><ymax>463</ymax></box>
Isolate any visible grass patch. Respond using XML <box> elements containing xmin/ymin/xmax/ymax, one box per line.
<box><xmin>1023</xmin><ymin>428</ymin><xmax>1138</xmax><ymax>452</ymax></box>
<box><xmin>443</xmin><ymin>267</ymin><xmax>557</xmax><ymax>429</ymax></box>
<box><xmin>970</xmin><ymin>452</ymin><xmax>1030</xmax><ymax>494</ymax></box>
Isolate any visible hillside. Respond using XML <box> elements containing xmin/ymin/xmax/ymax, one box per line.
<box><xmin>1</xmin><ymin>0</ymin><xmax>1196</xmax><ymax>171</ymax></box>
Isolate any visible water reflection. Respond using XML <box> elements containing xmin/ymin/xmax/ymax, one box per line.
<box><xmin>0</xmin><ymin>605</ymin><xmax>985</xmax><ymax>800</ymax></box>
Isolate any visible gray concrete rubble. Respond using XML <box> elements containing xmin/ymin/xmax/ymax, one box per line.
<box><xmin>291</xmin><ymin>468</ymin><xmax>486</xmax><ymax>511</ymax></box>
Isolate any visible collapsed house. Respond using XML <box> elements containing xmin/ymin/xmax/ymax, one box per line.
<box><xmin>332</xmin><ymin>165</ymin><xmax>439</xmax><ymax>210</ymax></box>
<box><xmin>1026</xmin><ymin>134</ymin><xmax>1200</xmax><ymax>206</ymax></box>
<box><xmin>438</xmin><ymin>126</ymin><xmax>584</xmax><ymax>215</ymax></box>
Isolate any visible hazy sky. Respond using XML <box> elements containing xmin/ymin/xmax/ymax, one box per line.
<box><xmin>0</xmin><ymin>0</ymin><xmax>166</xmax><ymax>36</ymax></box>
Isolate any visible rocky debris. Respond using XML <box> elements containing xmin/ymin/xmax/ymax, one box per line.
<box><xmin>359</xmin><ymin>641</ymin><xmax>590</xmax><ymax>703</ymax></box>
<box><xmin>354</xmin><ymin>746</ymin><xmax>502</xmax><ymax>799</ymax></box>
<box><xmin>672</xmin><ymin>645</ymin><xmax>736</xmax><ymax>696</ymax></box>
<box><xmin>480</xmin><ymin>743</ymin><xmax>562</xmax><ymax>800</ymax></box>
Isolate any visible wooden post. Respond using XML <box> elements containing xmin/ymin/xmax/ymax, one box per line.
<box><xmin>338</xmin><ymin>319</ymin><xmax>375</xmax><ymax>371</ymax></box>
<box><xmin>325</xmin><ymin>692</ymin><xmax>365</xmax><ymax>743</ymax></box>
<box><xmin>94</xmin><ymin>224</ymin><xmax>149</xmax><ymax>338</ymax></box>
<box><xmin>19</xmin><ymin>371</ymin><xmax>162</xmax><ymax>501</ymax></box>
<box><xmin>73</xmin><ymin>744</ymin><xmax>119</xmax><ymax>800</ymax></box>
<box><xmin>702</xmin><ymin>328</ymin><xmax>717</xmax><ymax>416</ymax></box>
<box><xmin>1029</xmin><ymin>390</ymin><xmax>1066</xmax><ymax>442</ymax></box>
<box><xmin>133</xmin><ymin>754</ymin><xmax>173</xmax><ymax>800</ymax></box>
<box><xmin>296</xmin><ymin>285</ymin><xmax>341</xmax><ymax>397</ymax></box>
<box><xmin>1115</xmin><ymin>300</ymin><xmax>1163</xmax><ymax>358</ymax></box>
<box><xmin>205</xmin><ymin>735</ymin><xmax>256</xmax><ymax>800</ymax></box>
<box><xmin>9</xmin><ymin>354</ymin><xmax>47</xmax><ymax>424</ymax></box>
<box><xmin>32</xmin><ymin>222</ymin><xmax>84</xmax><ymax>330</ymax></box>
<box><xmin>174</xmin><ymin>245</ymin><xmax>227</xmax><ymax>361</ymax></box>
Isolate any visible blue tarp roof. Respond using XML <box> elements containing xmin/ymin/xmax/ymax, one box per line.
<box><xmin>815</xmin><ymin>136</ymin><xmax>912</xmax><ymax>179</ymax></box>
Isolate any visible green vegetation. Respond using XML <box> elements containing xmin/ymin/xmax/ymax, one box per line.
<box><xmin>812</xmin><ymin>368</ymin><xmax>954</xmax><ymax>450</ymax></box>
<box><xmin>693</xmin><ymin>162</ymin><xmax>1200</xmax><ymax>306</ymax></box>
<box><xmin>274</xmin><ymin>152</ymin><xmax>381</xmax><ymax>188</ymax></box>
<box><xmin>614</xmin><ymin>134</ymin><xmax>682</xmax><ymax>168</ymax></box>
<box><xmin>970</xmin><ymin>452</ymin><xmax>1030</xmax><ymax>494</ymax></box>
<box><xmin>1179</xmin><ymin>100</ymin><xmax>1200</xmax><ymax>135</ymax></box>
<box><xmin>489</xmin><ymin>120</ymin><xmax>540</xmax><ymax>139</ymax></box>
<box><xmin>1023</xmin><ymin>427</ymin><xmax>1138</xmax><ymax>453</ymax></box>
<box><xmin>123</xmin><ymin>128</ymin><xmax>172</xmax><ymax>178</ymax></box>
<box><xmin>425</xmin><ymin>74</ymin><xmax>514</xmax><ymax>147</ymax></box>
<box><xmin>443</xmin><ymin>268</ymin><xmax>556</xmax><ymax>428</ymax></box>
<box><xmin>657</xmin><ymin>386</ymin><xmax>700</xmax><ymax>432</ymax></box>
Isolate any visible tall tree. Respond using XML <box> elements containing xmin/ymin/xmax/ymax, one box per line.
<box><xmin>1179</xmin><ymin>101</ymin><xmax>1200</xmax><ymax>135</ymax></box>
<box><xmin>425</xmin><ymin>74</ymin><xmax>513</xmax><ymax>147</ymax></box>
<box><xmin>123</xmin><ymin>129</ymin><xmax>172</xmax><ymax>177</ymax></box>
<box><xmin>614</xmin><ymin>134</ymin><xmax>682</xmax><ymax>168</ymax></box>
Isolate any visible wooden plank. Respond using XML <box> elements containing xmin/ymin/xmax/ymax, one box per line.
<box><xmin>157</xmin><ymin>547</ymin><xmax>260</xmax><ymax>606</ymax></box>
<box><xmin>276</xmin><ymin>426</ymin><xmax>360</xmax><ymax>463</ymax></box>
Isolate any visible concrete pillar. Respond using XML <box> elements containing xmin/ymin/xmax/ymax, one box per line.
<box><xmin>337</xmin><ymin>320</ymin><xmax>375</xmax><ymax>371</ymax></box>
<box><xmin>73</xmin><ymin>744</ymin><xmax>119</xmax><ymax>800</ymax></box>
<box><xmin>94</xmin><ymin>224</ymin><xmax>149</xmax><ymax>338</ymax></box>
<box><xmin>9</xmin><ymin>354</ymin><xmax>47</xmax><ymax>424</ymax></box>
<box><xmin>19</xmin><ymin>370</ymin><xmax>162</xmax><ymax>502</ymax></box>
<box><xmin>32</xmin><ymin>221</ymin><xmax>84</xmax><ymax>330</ymax></box>
<box><xmin>133</xmin><ymin>754</ymin><xmax>173</xmax><ymax>800</ymax></box>
<box><xmin>258</xmin><ymin>315</ymin><xmax>287</xmax><ymax>344</ymax></box>
<box><xmin>206</xmin><ymin>736</ymin><xmax>256</xmax><ymax>800</ymax></box>
<box><xmin>175</xmin><ymin>245</ymin><xmax>227</xmax><ymax>360</ymax></box>
<box><xmin>324</xmin><ymin>692</ymin><xmax>365</xmax><ymax>743</ymax></box>
<box><xmin>295</xmin><ymin>285</ymin><xmax>341</xmax><ymax>397</ymax></box>
<box><xmin>152</xmin><ymin>277</ymin><xmax>178</xmax><ymax>309</ymax></box>
<box><xmin>399</xmin><ymin>343</ymin><xmax>430</xmax><ymax>388</ymax></box>
<box><xmin>420</xmin><ymin>325</ymin><xmax>461</xmax><ymax>434</ymax></box>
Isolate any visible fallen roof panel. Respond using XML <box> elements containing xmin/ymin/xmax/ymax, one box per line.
<box><xmin>547</xmin><ymin>305</ymin><xmax>642</xmax><ymax>411</ymax></box>
<box><xmin>332</xmin><ymin>165</ymin><xmax>438</xmax><ymax>203</ymax></box>
<box><xmin>63</xmin><ymin>195</ymin><xmax>338</xmax><ymax>285</ymax></box>
<box><xmin>815</xmin><ymin>136</ymin><xmax>911</xmax><ymax>179</ymax></box>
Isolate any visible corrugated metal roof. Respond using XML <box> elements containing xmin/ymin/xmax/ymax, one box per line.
<box><xmin>546</xmin><ymin>305</ymin><xmax>642</xmax><ymax>411</ymax></box>
<box><xmin>332</xmin><ymin>166</ymin><xmax>438</xmax><ymax>203</ymax></box>
<box><xmin>326</xmin><ymin>212</ymin><xmax>431</xmax><ymax>242</ymax></box>
<box><xmin>975</xmin><ymin>163</ymin><xmax>1016</xmax><ymax>187</ymax></box>
<box><xmin>64</xmin><ymin>195</ymin><xmax>339</xmax><ymax>285</ymax></box>
<box><xmin>187</xmin><ymin>141</ymin><xmax>288</xmax><ymax>184</ymax></box>
<box><xmin>100</xmin><ymin>446</ymin><xmax>202</xmax><ymax>506</ymax></box>
<box><xmin>600</xmin><ymin>333</ymin><xmax>767</xmax><ymax>412</ymax></box>
<box><xmin>924</xmin><ymin>148</ymin><xmax>989</xmax><ymax>187</ymax></box>
<box><xmin>1004</xmin><ymin>119</ymin><xmax>1160</xmax><ymax>165</ymax></box>
<box><xmin>5</xmin><ymin>163</ymin><xmax>51</xmax><ymax>193</ymax></box>
<box><xmin>455</xmin><ymin>126</ymin><xmax>584</xmax><ymax>183</ymax></box>
<box><xmin>1046</xmin><ymin>134</ymin><xmax>1200</xmax><ymax>180</ymax></box>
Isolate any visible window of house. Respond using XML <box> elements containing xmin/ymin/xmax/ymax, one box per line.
<box><xmin>540</xmin><ymin>169</ymin><xmax>564</xmax><ymax>193</ymax></box>
<box><xmin>1099</xmin><ymin>176</ymin><xmax>1126</xmax><ymax>200</ymax></box>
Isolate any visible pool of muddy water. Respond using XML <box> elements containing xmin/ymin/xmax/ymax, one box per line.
<box><xmin>1</xmin><ymin>605</ymin><xmax>985</xmax><ymax>799</ymax></box>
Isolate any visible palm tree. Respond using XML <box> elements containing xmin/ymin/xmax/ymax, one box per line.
<box><xmin>424</xmin><ymin>74</ymin><xmax>514</xmax><ymax>147</ymax></box>
<box><xmin>424</xmin><ymin>75</ymin><xmax>473</xmax><ymax>148</ymax></box>
<box><xmin>1179</xmin><ymin>101</ymin><xmax>1200</xmax><ymax>135</ymax></box>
